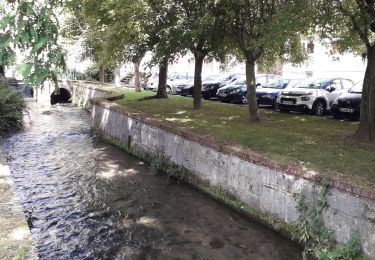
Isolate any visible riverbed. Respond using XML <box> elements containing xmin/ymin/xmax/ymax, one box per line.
<box><xmin>2</xmin><ymin>100</ymin><xmax>302</xmax><ymax>259</ymax></box>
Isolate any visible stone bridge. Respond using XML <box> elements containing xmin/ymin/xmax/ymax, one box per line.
<box><xmin>33</xmin><ymin>80</ymin><xmax>114</xmax><ymax>106</ymax></box>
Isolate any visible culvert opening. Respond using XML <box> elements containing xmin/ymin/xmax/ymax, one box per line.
<box><xmin>50</xmin><ymin>88</ymin><xmax>72</xmax><ymax>105</ymax></box>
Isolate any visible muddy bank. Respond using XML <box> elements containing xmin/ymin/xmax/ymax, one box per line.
<box><xmin>0</xmin><ymin>149</ymin><xmax>32</xmax><ymax>259</ymax></box>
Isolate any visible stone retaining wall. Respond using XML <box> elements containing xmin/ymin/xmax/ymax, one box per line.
<box><xmin>64</xmin><ymin>81</ymin><xmax>112</xmax><ymax>109</ymax></box>
<box><xmin>71</xmin><ymin>84</ymin><xmax>375</xmax><ymax>259</ymax></box>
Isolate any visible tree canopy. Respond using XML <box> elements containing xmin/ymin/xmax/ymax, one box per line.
<box><xmin>0</xmin><ymin>0</ymin><xmax>66</xmax><ymax>86</ymax></box>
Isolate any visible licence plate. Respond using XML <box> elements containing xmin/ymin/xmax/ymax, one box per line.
<box><xmin>339</xmin><ymin>108</ymin><xmax>354</xmax><ymax>113</ymax></box>
<box><xmin>282</xmin><ymin>101</ymin><xmax>294</xmax><ymax>105</ymax></box>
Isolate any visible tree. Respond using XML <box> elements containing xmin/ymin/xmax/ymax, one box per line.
<box><xmin>0</xmin><ymin>0</ymin><xmax>66</xmax><ymax>87</ymax></box>
<box><xmin>63</xmin><ymin>1</ymin><xmax>111</xmax><ymax>84</ymax></box>
<box><xmin>0</xmin><ymin>0</ymin><xmax>64</xmax><ymax>134</ymax></box>
<box><xmin>143</xmin><ymin>0</ymin><xmax>182</xmax><ymax>99</ymax></box>
<box><xmin>315</xmin><ymin>0</ymin><xmax>375</xmax><ymax>142</ymax></box>
<box><xmin>0</xmin><ymin>2</ymin><xmax>15</xmax><ymax>77</ymax></box>
<box><xmin>218</xmin><ymin>0</ymin><xmax>309</xmax><ymax>121</ymax></box>
<box><xmin>81</xmin><ymin>0</ymin><xmax>148</xmax><ymax>91</ymax></box>
<box><xmin>175</xmin><ymin>0</ymin><xmax>226</xmax><ymax>109</ymax></box>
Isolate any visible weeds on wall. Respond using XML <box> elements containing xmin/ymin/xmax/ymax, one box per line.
<box><xmin>296</xmin><ymin>178</ymin><xmax>364</xmax><ymax>260</ymax></box>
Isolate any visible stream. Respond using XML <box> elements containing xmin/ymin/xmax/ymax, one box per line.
<box><xmin>2</xmin><ymin>100</ymin><xmax>302</xmax><ymax>259</ymax></box>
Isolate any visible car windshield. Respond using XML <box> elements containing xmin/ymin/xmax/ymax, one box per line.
<box><xmin>218</xmin><ymin>74</ymin><xmax>237</xmax><ymax>82</ymax></box>
<box><xmin>203</xmin><ymin>75</ymin><xmax>221</xmax><ymax>81</ymax></box>
<box><xmin>349</xmin><ymin>81</ymin><xmax>363</xmax><ymax>93</ymax></box>
<box><xmin>286</xmin><ymin>79</ymin><xmax>302</xmax><ymax>88</ymax></box>
<box><xmin>265</xmin><ymin>80</ymin><xmax>288</xmax><ymax>89</ymax></box>
<box><xmin>294</xmin><ymin>78</ymin><xmax>330</xmax><ymax>89</ymax></box>
<box><xmin>232</xmin><ymin>77</ymin><xmax>246</xmax><ymax>85</ymax></box>
<box><xmin>169</xmin><ymin>73</ymin><xmax>193</xmax><ymax>80</ymax></box>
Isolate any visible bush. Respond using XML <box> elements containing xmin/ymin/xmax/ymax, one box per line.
<box><xmin>84</xmin><ymin>64</ymin><xmax>115</xmax><ymax>83</ymax></box>
<box><xmin>0</xmin><ymin>76</ymin><xmax>26</xmax><ymax>135</ymax></box>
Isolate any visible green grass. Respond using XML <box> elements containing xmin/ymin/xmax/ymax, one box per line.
<box><xmin>114</xmin><ymin>89</ymin><xmax>375</xmax><ymax>191</ymax></box>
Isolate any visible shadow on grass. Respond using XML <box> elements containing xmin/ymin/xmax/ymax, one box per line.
<box><xmin>139</xmin><ymin>95</ymin><xmax>169</xmax><ymax>101</ymax></box>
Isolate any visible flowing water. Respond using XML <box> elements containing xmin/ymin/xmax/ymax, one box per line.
<box><xmin>2</xmin><ymin>100</ymin><xmax>302</xmax><ymax>259</ymax></box>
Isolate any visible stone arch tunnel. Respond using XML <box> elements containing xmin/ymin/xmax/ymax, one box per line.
<box><xmin>50</xmin><ymin>88</ymin><xmax>72</xmax><ymax>105</ymax></box>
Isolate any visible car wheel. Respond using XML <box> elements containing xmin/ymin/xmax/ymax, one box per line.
<box><xmin>312</xmin><ymin>100</ymin><xmax>326</xmax><ymax>116</ymax></box>
<box><xmin>166</xmin><ymin>86</ymin><xmax>171</xmax><ymax>94</ymax></box>
<box><xmin>241</xmin><ymin>95</ymin><xmax>248</xmax><ymax>104</ymax></box>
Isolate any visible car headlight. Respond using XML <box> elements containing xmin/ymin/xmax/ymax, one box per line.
<box><xmin>301</xmin><ymin>96</ymin><xmax>310</xmax><ymax>101</ymax></box>
<box><xmin>263</xmin><ymin>94</ymin><xmax>273</xmax><ymax>98</ymax></box>
<box><xmin>231</xmin><ymin>89</ymin><xmax>240</xmax><ymax>94</ymax></box>
<box><xmin>333</xmin><ymin>98</ymin><xmax>339</xmax><ymax>105</ymax></box>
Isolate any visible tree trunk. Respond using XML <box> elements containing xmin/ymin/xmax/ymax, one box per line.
<box><xmin>114</xmin><ymin>67</ymin><xmax>121</xmax><ymax>87</ymax></box>
<box><xmin>245</xmin><ymin>58</ymin><xmax>260</xmax><ymax>121</ymax></box>
<box><xmin>193</xmin><ymin>52</ymin><xmax>205</xmax><ymax>110</ymax></box>
<box><xmin>134</xmin><ymin>62</ymin><xmax>141</xmax><ymax>92</ymax></box>
<box><xmin>354</xmin><ymin>46</ymin><xmax>375</xmax><ymax>142</ymax></box>
<box><xmin>156</xmin><ymin>57</ymin><xmax>169</xmax><ymax>98</ymax></box>
<box><xmin>99</xmin><ymin>63</ymin><xmax>105</xmax><ymax>84</ymax></box>
<box><xmin>0</xmin><ymin>65</ymin><xmax>4</xmax><ymax>77</ymax></box>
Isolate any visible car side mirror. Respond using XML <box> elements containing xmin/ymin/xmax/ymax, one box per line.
<box><xmin>256</xmin><ymin>83</ymin><xmax>262</xmax><ymax>88</ymax></box>
<box><xmin>326</xmin><ymin>86</ymin><xmax>335</xmax><ymax>92</ymax></box>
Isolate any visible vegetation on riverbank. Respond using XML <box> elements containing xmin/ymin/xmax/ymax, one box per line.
<box><xmin>114</xmin><ymin>89</ymin><xmax>375</xmax><ymax>192</ymax></box>
<box><xmin>0</xmin><ymin>76</ymin><xmax>26</xmax><ymax>136</ymax></box>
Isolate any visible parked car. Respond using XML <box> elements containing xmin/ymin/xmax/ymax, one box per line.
<box><xmin>169</xmin><ymin>73</ymin><xmax>194</xmax><ymax>94</ymax></box>
<box><xmin>331</xmin><ymin>81</ymin><xmax>362</xmax><ymax>120</ymax></box>
<box><xmin>276</xmin><ymin>78</ymin><xmax>354</xmax><ymax>115</ymax></box>
<box><xmin>179</xmin><ymin>75</ymin><xmax>221</xmax><ymax>96</ymax></box>
<box><xmin>216</xmin><ymin>74</ymin><xmax>281</xmax><ymax>104</ymax></box>
<box><xmin>216</xmin><ymin>76</ymin><xmax>247</xmax><ymax>102</ymax></box>
<box><xmin>256</xmin><ymin>79</ymin><xmax>301</xmax><ymax>107</ymax></box>
<box><xmin>142</xmin><ymin>74</ymin><xmax>159</xmax><ymax>90</ymax></box>
<box><xmin>144</xmin><ymin>78</ymin><xmax>159</xmax><ymax>91</ymax></box>
<box><xmin>145</xmin><ymin>72</ymin><xmax>194</xmax><ymax>94</ymax></box>
<box><xmin>201</xmin><ymin>73</ymin><xmax>245</xmax><ymax>99</ymax></box>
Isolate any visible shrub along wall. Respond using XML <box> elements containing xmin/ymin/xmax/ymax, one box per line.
<box><xmin>0</xmin><ymin>76</ymin><xmax>26</xmax><ymax>136</ymax></box>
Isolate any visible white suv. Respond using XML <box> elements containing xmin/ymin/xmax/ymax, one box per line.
<box><xmin>145</xmin><ymin>72</ymin><xmax>193</xmax><ymax>94</ymax></box>
<box><xmin>276</xmin><ymin>78</ymin><xmax>354</xmax><ymax>116</ymax></box>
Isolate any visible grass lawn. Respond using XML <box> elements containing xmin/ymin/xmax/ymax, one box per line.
<box><xmin>114</xmin><ymin>89</ymin><xmax>375</xmax><ymax>192</ymax></box>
